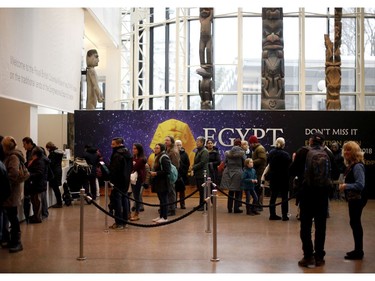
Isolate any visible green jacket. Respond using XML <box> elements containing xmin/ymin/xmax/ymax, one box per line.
<box><xmin>193</xmin><ymin>147</ymin><xmax>209</xmax><ymax>179</ymax></box>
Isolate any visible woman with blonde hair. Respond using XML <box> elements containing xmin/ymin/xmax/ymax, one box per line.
<box><xmin>339</xmin><ymin>141</ymin><xmax>366</xmax><ymax>260</ymax></box>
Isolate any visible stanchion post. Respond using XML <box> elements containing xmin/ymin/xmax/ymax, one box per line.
<box><xmin>104</xmin><ymin>181</ymin><xmax>109</xmax><ymax>232</ymax></box>
<box><xmin>203</xmin><ymin>170</ymin><xmax>207</xmax><ymax>213</ymax></box>
<box><xmin>205</xmin><ymin>177</ymin><xmax>212</xmax><ymax>233</ymax></box>
<box><xmin>211</xmin><ymin>189</ymin><xmax>220</xmax><ymax>262</ymax></box>
<box><xmin>77</xmin><ymin>188</ymin><xmax>87</xmax><ymax>261</ymax></box>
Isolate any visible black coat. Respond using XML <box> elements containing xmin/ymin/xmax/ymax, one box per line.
<box><xmin>151</xmin><ymin>152</ymin><xmax>171</xmax><ymax>194</ymax></box>
<box><xmin>48</xmin><ymin>149</ymin><xmax>64</xmax><ymax>186</ymax></box>
<box><xmin>109</xmin><ymin>146</ymin><xmax>132</xmax><ymax>191</ymax></box>
<box><xmin>25</xmin><ymin>156</ymin><xmax>49</xmax><ymax>195</ymax></box>
<box><xmin>268</xmin><ymin>147</ymin><xmax>291</xmax><ymax>188</ymax></box>
<box><xmin>83</xmin><ymin>147</ymin><xmax>100</xmax><ymax>178</ymax></box>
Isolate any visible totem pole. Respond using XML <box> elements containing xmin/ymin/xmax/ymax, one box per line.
<box><xmin>261</xmin><ymin>8</ymin><xmax>285</xmax><ymax>110</ymax></box>
<box><xmin>325</xmin><ymin>8</ymin><xmax>342</xmax><ymax>110</ymax></box>
<box><xmin>196</xmin><ymin>8</ymin><xmax>214</xmax><ymax>109</ymax></box>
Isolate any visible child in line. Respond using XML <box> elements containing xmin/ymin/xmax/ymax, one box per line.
<box><xmin>241</xmin><ymin>158</ymin><xmax>260</xmax><ymax>216</ymax></box>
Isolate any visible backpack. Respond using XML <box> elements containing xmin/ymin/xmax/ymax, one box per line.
<box><xmin>160</xmin><ymin>154</ymin><xmax>178</xmax><ymax>184</ymax></box>
<box><xmin>304</xmin><ymin>146</ymin><xmax>332</xmax><ymax>187</ymax></box>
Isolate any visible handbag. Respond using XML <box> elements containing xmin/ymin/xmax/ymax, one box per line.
<box><xmin>130</xmin><ymin>171</ymin><xmax>138</xmax><ymax>185</ymax></box>
<box><xmin>217</xmin><ymin>161</ymin><xmax>225</xmax><ymax>174</ymax></box>
<box><xmin>346</xmin><ymin>189</ymin><xmax>361</xmax><ymax>201</ymax></box>
<box><xmin>261</xmin><ymin>164</ymin><xmax>270</xmax><ymax>188</ymax></box>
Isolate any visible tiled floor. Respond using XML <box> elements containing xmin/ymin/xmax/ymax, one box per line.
<box><xmin>0</xmin><ymin>188</ymin><xmax>374</xmax><ymax>277</ymax></box>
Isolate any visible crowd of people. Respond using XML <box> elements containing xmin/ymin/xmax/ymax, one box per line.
<box><xmin>0</xmin><ymin>132</ymin><xmax>368</xmax><ymax>270</ymax></box>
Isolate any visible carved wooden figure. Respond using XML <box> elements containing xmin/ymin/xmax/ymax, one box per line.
<box><xmin>86</xmin><ymin>49</ymin><xmax>104</xmax><ymax>109</ymax></box>
<box><xmin>197</xmin><ymin>7</ymin><xmax>214</xmax><ymax>109</ymax></box>
<box><xmin>325</xmin><ymin>8</ymin><xmax>342</xmax><ymax>110</ymax></box>
<box><xmin>261</xmin><ymin>8</ymin><xmax>285</xmax><ymax>110</ymax></box>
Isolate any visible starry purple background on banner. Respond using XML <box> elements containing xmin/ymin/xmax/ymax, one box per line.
<box><xmin>74</xmin><ymin>110</ymin><xmax>375</xmax><ymax>197</ymax></box>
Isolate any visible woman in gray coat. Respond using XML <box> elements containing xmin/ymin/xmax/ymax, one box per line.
<box><xmin>220</xmin><ymin>139</ymin><xmax>245</xmax><ymax>213</ymax></box>
<box><xmin>1</xmin><ymin>136</ymin><xmax>25</xmax><ymax>253</ymax></box>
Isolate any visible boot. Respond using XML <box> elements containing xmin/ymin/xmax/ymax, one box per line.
<box><xmin>246</xmin><ymin>206</ymin><xmax>255</xmax><ymax>216</ymax></box>
<box><xmin>9</xmin><ymin>232</ymin><xmax>23</xmax><ymax>253</ymax></box>
<box><xmin>1</xmin><ymin>230</ymin><xmax>10</xmax><ymax>248</ymax></box>
<box><xmin>130</xmin><ymin>212</ymin><xmax>139</xmax><ymax>221</ymax></box>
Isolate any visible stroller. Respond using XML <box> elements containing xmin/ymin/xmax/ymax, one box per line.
<box><xmin>62</xmin><ymin>158</ymin><xmax>91</xmax><ymax>206</ymax></box>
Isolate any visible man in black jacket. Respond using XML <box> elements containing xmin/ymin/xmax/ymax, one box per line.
<box><xmin>109</xmin><ymin>137</ymin><xmax>132</xmax><ymax>230</ymax></box>
<box><xmin>290</xmin><ymin>132</ymin><xmax>339</xmax><ymax>268</ymax></box>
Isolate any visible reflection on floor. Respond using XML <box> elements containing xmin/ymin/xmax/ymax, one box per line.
<box><xmin>0</xmin><ymin>189</ymin><xmax>374</xmax><ymax>275</ymax></box>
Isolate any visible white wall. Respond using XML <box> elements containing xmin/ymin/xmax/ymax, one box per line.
<box><xmin>0</xmin><ymin>97</ymin><xmax>36</xmax><ymax>147</ymax></box>
<box><xmin>38</xmin><ymin>114</ymin><xmax>67</xmax><ymax>152</ymax></box>
<box><xmin>0</xmin><ymin>8</ymin><xmax>84</xmax><ymax>113</ymax></box>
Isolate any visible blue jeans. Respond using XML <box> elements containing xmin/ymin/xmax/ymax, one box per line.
<box><xmin>244</xmin><ymin>188</ymin><xmax>258</xmax><ymax>211</ymax></box>
<box><xmin>112</xmin><ymin>188</ymin><xmax>129</xmax><ymax>226</ymax></box>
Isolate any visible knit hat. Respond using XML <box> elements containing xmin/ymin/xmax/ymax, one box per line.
<box><xmin>248</xmin><ymin>135</ymin><xmax>258</xmax><ymax>144</ymax></box>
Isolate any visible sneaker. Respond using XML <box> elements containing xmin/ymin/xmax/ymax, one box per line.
<box><xmin>152</xmin><ymin>217</ymin><xmax>161</xmax><ymax>222</ymax></box>
<box><xmin>155</xmin><ymin>218</ymin><xmax>168</xmax><ymax>224</ymax></box>
<box><xmin>298</xmin><ymin>256</ymin><xmax>315</xmax><ymax>267</ymax></box>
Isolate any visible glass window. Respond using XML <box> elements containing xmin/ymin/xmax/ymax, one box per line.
<box><xmin>127</xmin><ymin>8</ymin><xmax>375</xmax><ymax>112</ymax></box>
<box><xmin>188</xmin><ymin>19</ymin><xmax>201</xmax><ymax>95</ymax></box>
<box><xmin>214</xmin><ymin>18</ymin><xmax>238</xmax><ymax>65</ymax></box>
<box><xmin>285</xmin><ymin>94</ymin><xmax>299</xmax><ymax>110</ymax></box>
<box><xmin>365</xmin><ymin>96</ymin><xmax>375</xmax><ymax>110</ymax></box>
<box><xmin>215</xmin><ymin>65</ymin><xmax>237</xmax><ymax>93</ymax></box>
<box><xmin>151</xmin><ymin>97</ymin><xmax>165</xmax><ymax>110</ymax></box>
<box><xmin>215</xmin><ymin>94</ymin><xmax>237</xmax><ymax>110</ymax></box>
<box><xmin>243</xmin><ymin>94</ymin><xmax>260</xmax><ymax>110</ymax></box>
<box><xmin>188</xmin><ymin>95</ymin><xmax>201</xmax><ymax>110</ymax></box>
<box><xmin>152</xmin><ymin>26</ymin><xmax>166</xmax><ymax>95</ymax></box>
<box><xmin>243</xmin><ymin>17</ymin><xmax>262</xmax><ymax>93</ymax></box>
<box><xmin>341</xmin><ymin>68</ymin><xmax>356</xmax><ymax>93</ymax></box>
<box><xmin>305</xmin><ymin>18</ymin><xmax>328</xmax><ymax>64</ymax></box>
<box><xmin>340</xmin><ymin>95</ymin><xmax>356</xmax><ymax>110</ymax></box>
<box><xmin>364</xmin><ymin>15</ymin><xmax>375</xmax><ymax>94</ymax></box>
<box><xmin>243</xmin><ymin>17</ymin><xmax>262</xmax><ymax>60</ymax></box>
<box><xmin>169</xmin><ymin>23</ymin><xmax>176</xmax><ymax>95</ymax></box>
<box><xmin>189</xmin><ymin>19</ymin><xmax>200</xmax><ymax>69</ymax></box>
